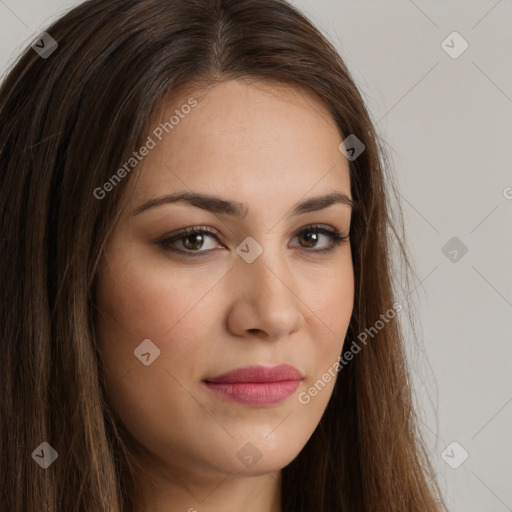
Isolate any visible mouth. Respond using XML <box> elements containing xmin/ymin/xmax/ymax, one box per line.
<box><xmin>203</xmin><ymin>364</ymin><xmax>304</xmax><ymax>406</ymax></box>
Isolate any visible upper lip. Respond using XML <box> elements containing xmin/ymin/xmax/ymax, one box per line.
<box><xmin>204</xmin><ymin>364</ymin><xmax>304</xmax><ymax>383</ymax></box>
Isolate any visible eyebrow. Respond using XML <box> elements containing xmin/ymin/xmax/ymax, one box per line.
<box><xmin>132</xmin><ymin>190</ymin><xmax>354</xmax><ymax>218</ymax></box>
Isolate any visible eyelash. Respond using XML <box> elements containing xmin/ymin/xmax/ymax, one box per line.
<box><xmin>157</xmin><ymin>224</ymin><xmax>349</xmax><ymax>257</ymax></box>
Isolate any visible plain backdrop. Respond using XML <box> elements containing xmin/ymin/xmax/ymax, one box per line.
<box><xmin>1</xmin><ymin>1</ymin><xmax>511</xmax><ymax>511</ymax></box>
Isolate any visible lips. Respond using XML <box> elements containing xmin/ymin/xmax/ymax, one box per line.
<box><xmin>203</xmin><ymin>364</ymin><xmax>304</xmax><ymax>406</ymax></box>
<box><xmin>205</xmin><ymin>364</ymin><xmax>304</xmax><ymax>383</ymax></box>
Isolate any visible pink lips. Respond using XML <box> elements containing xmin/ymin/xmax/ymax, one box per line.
<box><xmin>203</xmin><ymin>364</ymin><xmax>304</xmax><ymax>406</ymax></box>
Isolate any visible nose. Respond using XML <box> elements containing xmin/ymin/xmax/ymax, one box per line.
<box><xmin>226</xmin><ymin>246</ymin><xmax>305</xmax><ymax>340</ymax></box>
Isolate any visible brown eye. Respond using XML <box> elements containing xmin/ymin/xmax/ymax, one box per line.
<box><xmin>158</xmin><ymin>226</ymin><xmax>222</xmax><ymax>256</ymax></box>
<box><xmin>182</xmin><ymin>233</ymin><xmax>206</xmax><ymax>251</ymax></box>
<box><xmin>158</xmin><ymin>224</ymin><xmax>348</xmax><ymax>258</ymax></box>
<box><xmin>292</xmin><ymin>225</ymin><xmax>348</xmax><ymax>253</ymax></box>
<box><xmin>297</xmin><ymin>230</ymin><xmax>320</xmax><ymax>248</ymax></box>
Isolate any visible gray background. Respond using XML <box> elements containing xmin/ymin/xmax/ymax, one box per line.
<box><xmin>1</xmin><ymin>1</ymin><xmax>510</xmax><ymax>510</ymax></box>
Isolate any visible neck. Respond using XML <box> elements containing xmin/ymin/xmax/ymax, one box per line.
<box><xmin>131</xmin><ymin>453</ymin><xmax>282</xmax><ymax>512</ymax></box>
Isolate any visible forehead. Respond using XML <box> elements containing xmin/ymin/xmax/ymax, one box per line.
<box><xmin>129</xmin><ymin>79</ymin><xmax>350</xmax><ymax>207</ymax></box>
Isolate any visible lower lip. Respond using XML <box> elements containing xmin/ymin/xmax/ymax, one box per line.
<box><xmin>203</xmin><ymin>380</ymin><xmax>302</xmax><ymax>406</ymax></box>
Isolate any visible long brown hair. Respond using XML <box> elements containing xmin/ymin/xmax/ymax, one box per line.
<box><xmin>0</xmin><ymin>0</ymin><xmax>448</xmax><ymax>510</ymax></box>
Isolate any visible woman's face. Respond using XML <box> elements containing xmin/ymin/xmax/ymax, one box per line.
<box><xmin>96</xmin><ymin>79</ymin><xmax>354</xmax><ymax>487</ymax></box>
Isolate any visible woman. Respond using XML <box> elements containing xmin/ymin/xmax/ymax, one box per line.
<box><xmin>0</xmin><ymin>0</ymin><xmax>448</xmax><ymax>511</ymax></box>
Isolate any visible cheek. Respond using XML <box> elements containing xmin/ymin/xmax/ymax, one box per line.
<box><xmin>304</xmin><ymin>257</ymin><xmax>354</xmax><ymax>341</ymax></box>
<box><xmin>94</xmin><ymin>250</ymin><xmax>209</xmax><ymax>382</ymax></box>
<box><xmin>94</xmin><ymin>254</ymin><xmax>217</xmax><ymax>445</ymax></box>
<box><xmin>303</xmin><ymin>261</ymin><xmax>354</xmax><ymax>390</ymax></box>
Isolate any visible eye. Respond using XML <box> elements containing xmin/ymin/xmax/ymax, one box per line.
<box><xmin>292</xmin><ymin>224</ymin><xmax>348</xmax><ymax>253</ymax></box>
<box><xmin>157</xmin><ymin>224</ymin><xmax>348</xmax><ymax>257</ymax></box>
<box><xmin>158</xmin><ymin>226</ymin><xmax>221</xmax><ymax>256</ymax></box>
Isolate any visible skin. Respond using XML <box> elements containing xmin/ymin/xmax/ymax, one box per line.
<box><xmin>95</xmin><ymin>79</ymin><xmax>354</xmax><ymax>512</ymax></box>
